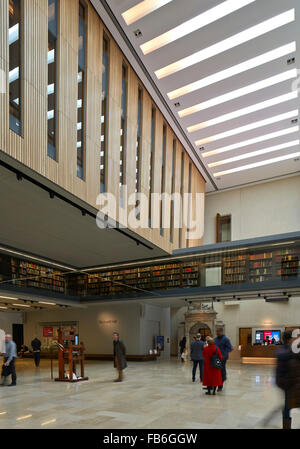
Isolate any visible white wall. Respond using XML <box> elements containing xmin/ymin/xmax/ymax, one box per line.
<box><xmin>0</xmin><ymin>311</ymin><xmax>23</xmax><ymax>335</ymax></box>
<box><xmin>171</xmin><ymin>296</ymin><xmax>300</xmax><ymax>350</ymax></box>
<box><xmin>23</xmin><ymin>303</ymin><xmax>141</xmax><ymax>354</ymax></box>
<box><xmin>23</xmin><ymin>302</ymin><xmax>171</xmax><ymax>357</ymax></box>
<box><xmin>139</xmin><ymin>304</ymin><xmax>171</xmax><ymax>359</ymax></box>
<box><xmin>203</xmin><ymin>175</ymin><xmax>300</xmax><ymax>244</ymax></box>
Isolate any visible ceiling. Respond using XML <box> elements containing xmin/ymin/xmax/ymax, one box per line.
<box><xmin>0</xmin><ymin>162</ymin><xmax>168</xmax><ymax>269</ymax></box>
<box><xmin>93</xmin><ymin>0</ymin><xmax>300</xmax><ymax>192</ymax></box>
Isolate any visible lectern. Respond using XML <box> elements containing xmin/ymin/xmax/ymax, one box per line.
<box><xmin>55</xmin><ymin>328</ymin><xmax>88</xmax><ymax>383</ymax></box>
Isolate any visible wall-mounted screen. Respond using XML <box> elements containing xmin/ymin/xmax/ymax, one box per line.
<box><xmin>255</xmin><ymin>330</ymin><xmax>281</xmax><ymax>344</ymax></box>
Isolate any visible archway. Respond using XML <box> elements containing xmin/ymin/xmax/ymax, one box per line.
<box><xmin>189</xmin><ymin>322</ymin><xmax>211</xmax><ymax>341</ymax></box>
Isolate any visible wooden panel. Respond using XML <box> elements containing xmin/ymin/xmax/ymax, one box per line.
<box><xmin>0</xmin><ymin>0</ymin><xmax>206</xmax><ymax>255</ymax></box>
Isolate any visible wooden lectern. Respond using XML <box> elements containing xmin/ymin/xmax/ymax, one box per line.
<box><xmin>55</xmin><ymin>328</ymin><xmax>88</xmax><ymax>383</ymax></box>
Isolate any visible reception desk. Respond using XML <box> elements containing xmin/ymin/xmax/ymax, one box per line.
<box><xmin>241</xmin><ymin>344</ymin><xmax>278</xmax><ymax>364</ymax></box>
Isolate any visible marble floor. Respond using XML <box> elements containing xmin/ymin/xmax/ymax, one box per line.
<box><xmin>0</xmin><ymin>357</ymin><xmax>299</xmax><ymax>429</ymax></box>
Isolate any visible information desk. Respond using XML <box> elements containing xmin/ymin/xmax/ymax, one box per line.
<box><xmin>241</xmin><ymin>344</ymin><xmax>278</xmax><ymax>364</ymax></box>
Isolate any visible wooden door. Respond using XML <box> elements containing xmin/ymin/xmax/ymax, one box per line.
<box><xmin>239</xmin><ymin>328</ymin><xmax>252</xmax><ymax>346</ymax></box>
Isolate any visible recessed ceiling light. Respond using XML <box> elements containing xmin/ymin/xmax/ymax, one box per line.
<box><xmin>202</xmin><ymin>126</ymin><xmax>299</xmax><ymax>157</ymax></box>
<box><xmin>208</xmin><ymin>140</ymin><xmax>300</xmax><ymax>167</ymax></box>
<box><xmin>155</xmin><ymin>10</ymin><xmax>295</xmax><ymax>79</ymax></box>
<box><xmin>0</xmin><ymin>246</ymin><xmax>76</xmax><ymax>271</ymax></box>
<box><xmin>13</xmin><ymin>303</ymin><xmax>30</xmax><ymax>308</ymax></box>
<box><xmin>0</xmin><ymin>296</ymin><xmax>18</xmax><ymax>300</ymax></box>
<box><xmin>179</xmin><ymin>69</ymin><xmax>297</xmax><ymax>118</ymax></box>
<box><xmin>38</xmin><ymin>301</ymin><xmax>56</xmax><ymax>306</ymax></box>
<box><xmin>122</xmin><ymin>0</ymin><xmax>173</xmax><ymax>26</ymax></box>
<box><xmin>213</xmin><ymin>152</ymin><xmax>300</xmax><ymax>177</ymax></box>
<box><xmin>140</xmin><ymin>0</ymin><xmax>255</xmax><ymax>55</ymax></box>
<box><xmin>168</xmin><ymin>42</ymin><xmax>296</xmax><ymax>100</ymax></box>
<box><xmin>188</xmin><ymin>91</ymin><xmax>298</xmax><ymax>133</ymax></box>
<box><xmin>196</xmin><ymin>109</ymin><xmax>298</xmax><ymax>146</ymax></box>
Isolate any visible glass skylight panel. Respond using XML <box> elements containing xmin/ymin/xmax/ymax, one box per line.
<box><xmin>208</xmin><ymin>140</ymin><xmax>300</xmax><ymax>167</ymax></box>
<box><xmin>140</xmin><ymin>0</ymin><xmax>255</xmax><ymax>55</ymax></box>
<box><xmin>188</xmin><ymin>92</ymin><xmax>297</xmax><ymax>133</ymax></box>
<box><xmin>213</xmin><ymin>152</ymin><xmax>300</xmax><ymax>177</ymax></box>
<box><xmin>156</xmin><ymin>10</ymin><xmax>295</xmax><ymax>79</ymax></box>
<box><xmin>202</xmin><ymin>126</ymin><xmax>299</xmax><ymax>157</ymax></box>
<box><xmin>179</xmin><ymin>69</ymin><xmax>297</xmax><ymax>118</ymax></box>
<box><xmin>122</xmin><ymin>0</ymin><xmax>173</xmax><ymax>26</ymax></box>
<box><xmin>168</xmin><ymin>42</ymin><xmax>296</xmax><ymax>100</ymax></box>
<box><xmin>196</xmin><ymin>110</ymin><xmax>298</xmax><ymax>146</ymax></box>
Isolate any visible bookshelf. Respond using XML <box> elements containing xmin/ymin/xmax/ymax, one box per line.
<box><xmin>11</xmin><ymin>258</ymin><xmax>65</xmax><ymax>293</ymax></box>
<box><xmin>248</xmin><ymin>252</ymin><xmax>273</xmax><ymax>283</ymax></box>
<box><xmin>275</xmin><ymin>248</ymin><xmax>300</xmax><ymax>279</ymax></box>
<box><xmin>222</xmin><ymin>254</ymin><xmax>247</xmax><ymax>284</ymax></box>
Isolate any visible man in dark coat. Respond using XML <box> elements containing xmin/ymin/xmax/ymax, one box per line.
<box><xmin>113</xmin><ymin>332</ymin><xmax>127</xmax><ymax>382</ymax></box>
<box><xmin>214</xmin><ymin>328</ymin><xmax>232</xmax><ymax>391</ymax></box>
<box><xmin>31</xmin><ymin>336</ymin><xmax>42</xmax><ymax>367</ymax></box>
<box><xmin>191</xmin><ymin>333</ymin><xmax>205</xmax><ymax>382</ymax></box>
<box><xmin>275</xmin><ymin>330</ymin><xmax>300</xmax><ymax>429</ymax></box>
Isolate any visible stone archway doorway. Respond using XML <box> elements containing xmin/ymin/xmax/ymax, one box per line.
<box><xmin>189</xmin><ymin>322</ymin><xmax>211</xmax><ymax>342</ymax></box>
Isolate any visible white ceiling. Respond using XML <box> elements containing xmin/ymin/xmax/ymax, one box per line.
<box><xmin>92</xmin><ymin>0</ymin><xmax>300</xmax><ymax>192</ymax></box>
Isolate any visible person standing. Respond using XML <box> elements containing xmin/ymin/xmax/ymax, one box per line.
<box><xmin>179</xmin><ymin>336</ymin><xmax>186</xmax><ymax>363</ymax></box>
<box><xmin>113</xmin><ymin>332</ymin><xmax>127</xmax><ymax>382</ymax></box>
<box><xmin>31</xmin><ymin>336</ymin><xmax>42</xmax><ymax>367</ymax></box>
<box><xmin>191</xmin><ymin>333</ymin><xmax>205</xmax><ymax>383</ymax></box>
<box><xmin>203</xmin><ymin>337</ymin><xmax>223</xmax><ymax>395</ymax></box>
<box><xmin>275</xmin><ymin>330</ymin><xmax>300</xmax><ymax>429</ymax></box>
<box><xmin>214</xmin><ymin>328</ymin><xmax>232</xmax><ymax>390</ymax></box>
<box><xmin>1</xmin><ymin>334</ymin><xmax>17</xmax><ymax>386</ymax></box>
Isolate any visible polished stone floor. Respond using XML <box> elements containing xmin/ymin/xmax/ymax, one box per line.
<box><xmin>0</xmin><ymin>358</ymin><xmax>299</xmax><ymax>429</ymax></box>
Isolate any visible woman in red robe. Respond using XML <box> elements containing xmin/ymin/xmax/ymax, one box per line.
<box><xmin>203</xmin><ymin>337</ymin><xmax>223</xmax><ymax>395</ymax></box>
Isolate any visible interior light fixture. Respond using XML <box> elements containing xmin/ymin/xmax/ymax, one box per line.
<box><xmin>179</xmin><ymin>69</ymin><xmax>298</xmax><ymax>118</ymax></box>
<box><xmin>168</xmin><ymin>42</ymin><xmax>296</xmax><ymax>100</ymax></box>
<box><xmin>155</xmin><ymin>10</ymin><xmax>295</xmax><ymax>79</ymax></box>
<box><xmin>38</xmin><ymin>301</ymin><xmax>56</xmax><ymax>306</ymax></box>
<box><xmin>13</xmin><ymin>303</ymin><xmax>30</xmax><ymax>308</ymax></box>
<box><xmin>196</xmin><ymin>109</ymin><xmax>298</xmax><ymax>146</ymax></box>
<box><xmin>16</xmin><ymin>415</ymin><xmax>32</xmax><ymax>421</ymax></box>
<box><xmin>188</xmin><ymin>92</ymin><xmax>297</xmax><ymax>133</ymax></box>
<box><xmin>122</xmin><ymin>0</ymin><xmax>173</xmax><ymax>26</ymax></box>
<box><xmin>213</xmin><ymin>151</ymin><xmax>300</xmax><ymax>177</ymax></box>
<box><xmin>202</xmin><ymin>125</ymin><xmax>299</xmax><ymax>157</ymax></box>
<box><xmin>0</xmin><ymin>306</ymin><xmax>8</xmax><ymax>310</ymax></box>
<box><xmin>0</xmin><ymin>296</ymin><xmax>18</xmax><ymax>300</ymax></box>
<box><xmin>208</xmin><ymin>140</ymin><xmax>300</xmax><ymax>167</ymax></box>
<box><xmin>140</xmin><ymin>0</ymin><xmax>255</xmax><ymax>55</ymax></box>
<box><xmin>0</xmin><ymin>246</ymin><xmax>76</xmax><ymax>271</ymax></box>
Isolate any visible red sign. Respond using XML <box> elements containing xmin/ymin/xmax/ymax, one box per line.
<box><xmin>43</xmin><ymin>327</ymin><xmax>53</xmax><ymax>337</ymax></box>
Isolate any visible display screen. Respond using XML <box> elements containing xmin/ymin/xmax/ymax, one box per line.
<box><xmin>255</xmin><ymin>330</ymin><xmax>281</xmax><ymax>343</ymax></box>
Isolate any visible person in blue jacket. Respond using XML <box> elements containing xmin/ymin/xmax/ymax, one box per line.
<box><xmin>214</xmin><ymin>328</ymin><xmax>232</xmax><ymax>391</ymax></box>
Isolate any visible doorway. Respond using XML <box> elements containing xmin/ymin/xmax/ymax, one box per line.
<box><xmin>239</xmin><ymin>328</ymin><xmax>252</xmax><ymax>346</ymax></box>
<box><xmin>12</xmin><ymin>323</ymin><xmax>24</xmax><ymax>352</ymax></box>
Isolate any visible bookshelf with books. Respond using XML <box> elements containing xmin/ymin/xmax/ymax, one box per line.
<box><xmin>182</xmin><ymin>261</ymin><xmax>199</xmax><ymax>288</ymax></box>
<box><xmin>275</xmin><ymin>248</ymin><xmax>300</xmax><ymax>280</ymax></box>
<box><xmin>248</xmin><ymin>252</ymin><xmax>273</xmax><ymax>283</ymax></box>
<box><xmin>11</xmin><ymin>258</ymin><xmax>65</xmax><ymax>293</ymax></box>
<box><xmin>222</xmin><ymin>254</ymin><xmax>247</xmax><ymax>284</ymax></box>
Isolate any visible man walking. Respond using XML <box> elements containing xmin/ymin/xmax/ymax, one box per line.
<box><xmin>31</xmin><ymin>336</ymin><xmax>42</xmax><ymax>367</ymax></box>
<box><xmin>1</xmin><ymin>334</ymin><xmax>17</xmax><ymax>386</ymax></box>
<box><xmin>214</xmin><ymin>328</ymin><xmax>232</xmax><ymax>391</ymax></box>
<box><xmin>191</xmin><ymin>333</ymin><xmax>205</xmax><ymax>383</ymax></box>
<box><xmin>113</xmin><ymin>332</ymin><xmax>127</xmax><ymax>382</ymax></box>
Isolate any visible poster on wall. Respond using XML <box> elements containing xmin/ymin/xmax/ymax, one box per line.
<box><xmin>156</xmin><ymin>336</ymin><xmax>164</xmax><ymax>351</ymax></box>
<box><xmin>43</xmin><ymin>327</ymin><xmax>53</xmax><ymax>337</ymax></box>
